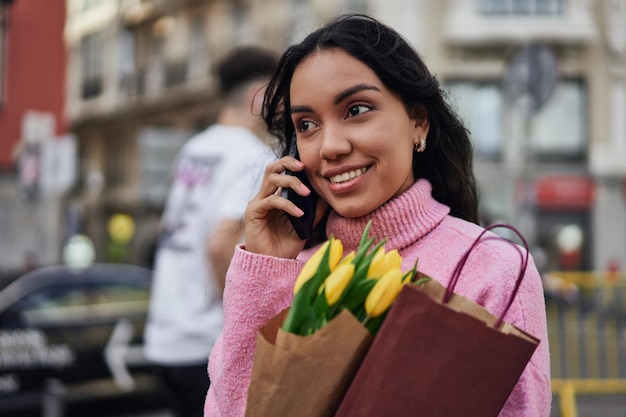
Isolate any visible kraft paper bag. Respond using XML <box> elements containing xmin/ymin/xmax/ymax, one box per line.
<box><xmin>244</xmin><ymin>308</ymin><xmax>373</xmax><ymax>417</ymax></box>
<box><xmin>334</xmin><ymin>224</ymin><xmax>540</xmax><ymax>417</ymax></box>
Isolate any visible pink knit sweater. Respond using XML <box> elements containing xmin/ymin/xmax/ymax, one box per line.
<box><xmin>204</xmin><ymin>179</ymin><xmax>551</xmax><ymax>417</ymax></box>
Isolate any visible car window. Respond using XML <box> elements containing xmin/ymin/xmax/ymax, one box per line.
<box><xmin>86</xmin><ymin>282</ymin><xmax>150</xmax><ymax>319</ymax></box>
<box><xmin>9</xmin><ymin>285</ymin><xmax>88</xmax><ymax>325</ymax></box>
<box><xmin>11</xmin><ymin>282</ymin><xmax>150</xmax><ymax>326</ymax></box>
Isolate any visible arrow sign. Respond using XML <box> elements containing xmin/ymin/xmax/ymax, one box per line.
<box><xmin>104</xmin><ymin>319</ymin><xmax>149</xmax><ymax>391</ymax></box>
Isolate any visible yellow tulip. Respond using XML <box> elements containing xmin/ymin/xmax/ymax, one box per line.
<box><xmin>293</xmin><ymin>241</ymin><xmax>328</xmax><ymax>294</ymax></box>
<box><xmin>293</xmin><ymin>238</ymin><xmax>343</xmax><ymax>294</ymax></box>
<box><xmin>367</xmin><ymin>248</ymin><xmax>402</xmax><ymax>279</ymax></box>
<box><xmin>339</xmin><ymin>251</ymin><xmax>356</xmax><ymax>266</ymax></box>
<box><xmin>365</xmin><ymin>268</ymin><xmax>405</xmax><ymax>317</ymax></box>
<box><xmin>368</xmin><ymin>247</ymin><xmax>385</xmax><ymax>273</ymax></box>
<box><xmin>324</xmin><ymin>263</ymin><xmax>356</xmax><ymax>306</ymax></box>
<box><xmin>328</xmin><ymin>238</ymin><xmax>344</xmax><ymax>270</ymax></box>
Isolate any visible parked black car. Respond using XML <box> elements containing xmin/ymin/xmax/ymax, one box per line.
<box><xmin>0</xmin><ymin>263</ymin><xmax>164</xmax><ymax>415</ymax></box>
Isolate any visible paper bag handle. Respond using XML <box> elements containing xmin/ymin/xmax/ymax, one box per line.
<box><xmin>443</xmin><ymin>223</ymin><xmax>529</xmax><ymax>329</ymax></box>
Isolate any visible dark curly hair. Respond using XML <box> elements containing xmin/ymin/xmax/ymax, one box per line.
<box><xmin>262</xmin><ymin>13</ymin><xmax>479</xmax><ymax>226</ymax></box>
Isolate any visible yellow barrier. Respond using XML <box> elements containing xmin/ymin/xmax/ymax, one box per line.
<box><xmin>546</xmin><ymin>271</ymin><xmax>626</xmax><ymax>417</ymax></box>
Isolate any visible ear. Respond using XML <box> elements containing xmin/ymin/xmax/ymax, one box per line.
<box><xmin>413</xmin><ymin>118</ymin><xmax>430</xmax><ymax>145</ymax></box>
<box><xmin>410</xmin><ymin>106</ymin><xmax>430</xmax><ymax>144</ymax></box>
<box><xmin>414</xmin><ymin>118</ymin><xmax>430</xmax><ymax>140</ymax></box>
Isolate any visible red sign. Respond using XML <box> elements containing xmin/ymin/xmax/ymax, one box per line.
<box><xmin>535</xmin><ymin>176</ymin><xmax>595</xmax><ymax>210</ymax></box>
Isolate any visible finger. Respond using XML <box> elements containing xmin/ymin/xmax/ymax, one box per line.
<box><xmin>257</xmin><ymin>158</ymin><xmax>307</xmax><ymax>197</ymax></box>
<box><xmin>249</xmin><ymin>192</ymin><xmax>305</xmax><ymax>221</ymax></box>
<box><xmin>273</xmin><ymin>171</ymin><xmax>312</xmax><ymax>198</ymax></box>
<box><xmin>265</xmin><ymin>156</ymin><xmax>304</xmax><ymax>176</ymax></box>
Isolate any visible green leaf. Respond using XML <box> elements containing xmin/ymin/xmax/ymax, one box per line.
<box><xmin>307</xmin><ymin>288</ymin><xmax>330</xmax><ymax>333</ymax></box>
<box><xmin>281</xmin><ymin>276</ymin><xmax>318</xmax><ymax>334</ymax></box>
<box><xmin>329</xmin><ymin>239</ymin><xmax>385</xmax><ymax>315</ymax></box>
<box><xmin>341</xmin><ymin>278</ymin><xmax>378</xmax><ymax>316</ymax></box>
<box><xmin>358</xmin><ymin>220</ymin><xmax>373</xmax><ymax>248</ymax></box>
<box><xmin>364</xmin><ymin>310</ymin><xmax>389</xmax><ymax>334</ymax></box>
<box><xmin>414</xmin><ymin>276</ymin><xmax>431</xmax><ymax>285</ymax></box>
<box><xmin>282</xmin><ymin>240</ymin><xmax>335</xmax><ymax>335</ymax></box>
<box><xmin>353</xmin><ymin>239</ymin><xmax>387</xmax><ymax>278</ymax></box>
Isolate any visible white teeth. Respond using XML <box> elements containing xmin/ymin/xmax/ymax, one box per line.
<box><xmin>330</xmin><ymin>167</ymin><xmax>368</xmax><ymax>184</ymax></box>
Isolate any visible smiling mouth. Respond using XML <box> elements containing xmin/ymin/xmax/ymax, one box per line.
<box><xmin>329</xmin><ymin>167</ymin><xmax>368</xmax><ymax>184</ymax></box>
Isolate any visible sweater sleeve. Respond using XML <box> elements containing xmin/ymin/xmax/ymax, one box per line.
<box><xmin>204</xmin><ymin>245</ymin><xmax>304</xmax><ymax>417</ymax></box>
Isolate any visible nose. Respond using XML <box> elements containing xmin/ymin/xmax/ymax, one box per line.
<box><xmin>319</xmin><ymin>126</ymin><xmax>352</xmax><ymax>161</ymax></box>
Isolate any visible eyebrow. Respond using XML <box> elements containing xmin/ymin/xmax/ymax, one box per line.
<box><xmin>290</xmin><ymin>83</ymin><xmax>381</xmax><ymax>114</ymax></box>
<box><xmin>333</xmin><ymin>83</ymin><xmax>380</xmax><ymax>105</ymax></box>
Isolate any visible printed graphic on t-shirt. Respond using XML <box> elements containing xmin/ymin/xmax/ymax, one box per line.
<box><xmin>159</xmin><ymin>155</ymin><xmax>222</xmax><ymax>252</ymax></box>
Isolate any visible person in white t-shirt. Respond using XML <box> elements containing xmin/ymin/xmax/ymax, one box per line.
<box><xmin>144</xmin><ymin>46</ymin><xmax>278</xmax><ymax>417</ymax></box>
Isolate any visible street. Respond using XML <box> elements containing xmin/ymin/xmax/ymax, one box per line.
<box><xmin>6</xmin><ymin>391</ymin><xmax>626</xmax><ymax>417</ymax></box>
<box><xmin>96</xmin><ymin>394</ymin><xmax>626</xmax><ymax>417</ymax></box>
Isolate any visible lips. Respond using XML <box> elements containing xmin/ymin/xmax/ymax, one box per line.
<box><xmin>329</xmin><ymin>167</ymin><xmax>368</xmax><ymax>184</ymax></box>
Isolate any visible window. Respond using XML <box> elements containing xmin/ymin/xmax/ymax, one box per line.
<box><xmin>13</xmin><ymin>282</ymin><xmax>149</xmax><ymax>326</ymax></box>
<box><xmin>529</xmin><ymin>79</ymin><xmax>587</xmax><ymax>161</ymax></box>
<box><xmin>162</xmin><ymin>15</ymin><xmax>188</xmax><ymax>87</ymax></box>
<box><xmin>80</xmin><ymin>32</ymin><xmax>104</xmax><ymax>99</ymax></box>
<box><xmin>187</xmin><ymin>15</ymin><xmax>209</xmax><ymax>79</ymax></box>
<box><xmin>83</xmin><ymin>282</ymin><xmax>150</xmax><ymax>320</ymax></box>
<box><xmin>118</xmin><ymin>27</ymin><xmax>137</xmax><ymax>95</ymax></box>
<box><xmin>144</xmin><ymin>34</ymin><xmax>164</xmax><ymax>93</ymax></box>
<box><xmin>480</xmin><ymin>0</ymin><xmax>564</xmax><ymax>15</ymax></box>
<box><xmin>445</xmin><ymin>78</ymin><xmax>586</xmax><ymax>162</ymax></box>
<box><xmin>445</xmin><ymin>81</ymin><xmax>504</xmax><ymax>159</ymax></box>
<box><xmin>12</xmin><ymin>285</ymin><xmax>87</xmax><ymax>325</ymax></box>
<box><xmin>105</xmin><ymin>135</ymin><xmax>127</xmax><ymax>187</ymax></box>
<box><xmin>165</xmin><ymin>61</ymin><xmax>187</xmax><ymax>86</ymax></box>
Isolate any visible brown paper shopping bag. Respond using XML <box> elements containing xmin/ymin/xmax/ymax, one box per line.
<box><xmin>245</xmin><ymin>308</ymin><xmax>373</xmax><ymax>417</ymax></box>
<box><xmin>334</xmin><ymin>224</ymin><xmax>540</xmax><ymax>417</ymax></box>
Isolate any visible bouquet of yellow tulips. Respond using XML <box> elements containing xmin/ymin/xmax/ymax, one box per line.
<box><xmin>282</xmin><ymin>220</ymin><xmax>427</xmax><ymax>336</ymax></box>
<box><xmin>245</xmin><ymin>221</ymin><xmax>429</xmax><ymax>417</ymax></box>
<box><xmin>245</xmin><ymin>222</ymin><xmax>541</xmax><ymax>417</ymax></box>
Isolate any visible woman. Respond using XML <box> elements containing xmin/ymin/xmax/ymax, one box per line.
<box><xmin>204</xmin><ymin>14</ymin><xmax>551</xmax><ymax>417</ymax></box>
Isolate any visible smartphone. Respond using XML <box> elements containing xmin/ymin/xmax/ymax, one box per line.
<box><xmin>281</xmin><ymin>135</ymin><xmax>319</xmax><ymax>240</ymax></box>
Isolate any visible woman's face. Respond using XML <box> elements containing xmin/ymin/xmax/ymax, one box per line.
<box><xmin>289</xmin><ymin>48</ymin><xmax>429</xmax><ymax>218</ymax></box>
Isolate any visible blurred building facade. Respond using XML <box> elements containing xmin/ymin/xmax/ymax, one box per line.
<box><xmin>2</xmin><ymin>0</ymin><xmax>621</xmax><ymax>272</ymax></box>
<box><xmin>62</xmin><ymin>0</ymin><xmax>361</xmax><ymax>266</ymax></box>
<box><xmin>0</xmin><ymin>0</ymin><xmax>68</xmax><ymax>272</ymax></box>
<box><xmin>421</xmin><ymin>0</ymin><xmax>626</xmax><ymax>274</ymax></box>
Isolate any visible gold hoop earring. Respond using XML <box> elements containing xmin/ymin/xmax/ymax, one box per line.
<box><xmin>414</xmin><ymin>137</ymin><xmax>426</xmax><ymax>153</ymax></box>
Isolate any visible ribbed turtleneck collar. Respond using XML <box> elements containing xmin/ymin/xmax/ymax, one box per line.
<box><xmin>325</xmin><ymin>179</ymin><xmax>450</xmax><ymax>252</ymax></box>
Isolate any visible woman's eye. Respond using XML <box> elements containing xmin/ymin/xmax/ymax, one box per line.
<box><xmin>298</xmin><ymin>121</ymin><xmax>317</xmax><ymax>132</ymax></box>
<box><xmin>347</xmin><ymin>105</ymin><xmax>370</xmax><ymax>117</ymax></box>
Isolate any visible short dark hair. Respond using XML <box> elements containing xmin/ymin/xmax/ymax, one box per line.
<box><xmin>262</xmin><ymin>13</ymin><xmax>479</xmax><ymax>225</ymax></box>
<box><xmin>217</xmin><ymin>46</ymin><xmax>278</xmax><ymax>96</ymax></box>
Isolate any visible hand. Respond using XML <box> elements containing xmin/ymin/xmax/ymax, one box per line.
<box><xmin>244</xmin><ymin>156</ymin><xmax>327</xmax><ymax>259</ymax></box>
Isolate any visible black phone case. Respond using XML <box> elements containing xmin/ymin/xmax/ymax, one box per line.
<box><xmin>281</xmin><ymin>137</ymin><xmax>318</xmax><ymax>240</ymax></box>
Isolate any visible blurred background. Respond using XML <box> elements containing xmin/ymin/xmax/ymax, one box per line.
<box><xmin>0</xmin><ymin>0</ymin><xmax>625</xmax><ymax>416</ymax></box>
